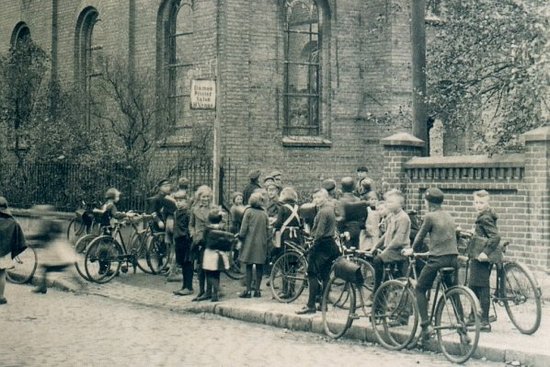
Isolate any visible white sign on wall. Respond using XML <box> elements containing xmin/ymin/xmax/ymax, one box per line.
<box><xmin>190</xmin><ymin>79</ymin><xmax>216</xmax><ymax>110</ymax></box>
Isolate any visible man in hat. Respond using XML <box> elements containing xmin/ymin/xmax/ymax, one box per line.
<box><xmin>270</xmin><ymin>170</ymin><xmax>283</xmax><ymax>186</ymax></box>
<box><xmin>406</xmin><ymin>187</ymin><xmax>460</xmax><ymax>342</ymax></box>
<box><xmin>355</xmin><ymin>166</ymin><xmax>375</xmax><ymax>198</ymax></box>
<box><xmin>243</xmin><ymin>169</ymin><xmax>262</xmax><ymax>205</ymax></box>
<box><xmin>0</xmin><ymin>197</ymin><xmax>26</xmax><ymax>304</ymax></box>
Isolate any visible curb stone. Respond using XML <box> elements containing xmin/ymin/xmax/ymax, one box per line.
<box><xmin>19</xmin><ymin>274</ymin><xmax>550</xmax><ymax>367</ymax></box>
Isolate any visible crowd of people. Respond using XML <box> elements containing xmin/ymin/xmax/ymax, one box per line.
<box><xmin>0</xmin><ymin>165</ymin><xmax>503</xmax><ymax>338</ymax></box>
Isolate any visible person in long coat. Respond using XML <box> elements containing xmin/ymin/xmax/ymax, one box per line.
<box><xmin>0</xmin><ymin>197</ymin><xmax>26</xmax><ymax>304</ymax></box>
<box><xmin>238</xmin><ymin>192</ymin><xmax>269</xmax><ymax>298</ymax></box>
<box><xmin>189</xmin><ymin>185</ymin><xmax>219</xmax><ymax>301</ymax></box>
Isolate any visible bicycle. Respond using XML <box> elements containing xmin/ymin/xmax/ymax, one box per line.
<box><xmin>371</xmin><ymin>252</ymin><xmax>481</xmax><ymax>364</ymax></box>
<box><xmin>269</xmin><ymin>235</ymin><xmax>312</xmax><ymax>303</ymax></box>
<box><xmin>321</xmin><ymin>247</ymin><xmax>375</xmax><ymax>339</ymax></box>
<box><xmin>6</xmin><ymin>245</ymin><xmax>38</xmax><ymax>284</ymax></box>
<box><xmin>84</xmin><ymin>214</ymin><xmax>151</xmax><ymax>283</ymax></box>
<box><xmin>458</xmin><ymin>231</ymin><xmax>542</xmax><ymax>335</ymax></box>
<box><xmin>66</xmin><ymin>200</ymin><xmax>100</xmax><ymax>242</ymax></box>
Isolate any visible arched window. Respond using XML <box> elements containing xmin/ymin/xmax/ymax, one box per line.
<box><xmin>158</xmin><ymin>0</ymin><xmax>194</xmax><ymax>129</ymax></box>
<box><xmin>284</xmin><ymin>0</ymin><xmax>328</xmax><ymax>136</ymax></box>
<box><xmin>10</xmin><ymin>22</ymin><xmax>31</xmax><ymax>50</ymax></box>
<box><xmin>75</xmin><ymin>7</ymin><xmax>103</xmax><ymax>127</ymax></box>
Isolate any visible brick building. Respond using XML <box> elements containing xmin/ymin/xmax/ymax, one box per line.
<box><xmin>0</xmin><ymin>0</ymin><xmax>423</xmax><ymax>193</ymax></box>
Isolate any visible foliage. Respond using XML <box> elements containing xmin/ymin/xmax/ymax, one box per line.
<box><xmin>427</xmin><ymin>0</ymin><xmax>549</xmax><ymax>154</ymax></box>
<box><xmin>0</xmin><ymin>38</ymin><xmax>48</xmax><ymax>160</ymax></box>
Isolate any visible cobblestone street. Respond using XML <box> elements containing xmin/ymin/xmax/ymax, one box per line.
<box><xmin>0</xmin><ymin>284</ymin><xmax>507</xmax><ymax>367</ymax></box>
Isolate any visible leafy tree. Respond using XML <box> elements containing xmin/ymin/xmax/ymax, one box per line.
<box><xmin>427</xmin><ymin>0</ymin><xmax>549</xmax><ymax>154</ymax></box>
<box><xmin>0</xmin><ymin>38</ymin><xmax>48</xmax><ymax>162</ymax></box>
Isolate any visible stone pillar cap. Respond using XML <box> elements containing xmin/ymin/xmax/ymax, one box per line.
<box><xmin>522</xmin><ymin>126</ymin><xmax>550</xmax><ymax>142</ymax></box>
<box><xmin>381</xmin><ymin>132</ymin><xmax>425</xmax><ymax>147</ymax></box>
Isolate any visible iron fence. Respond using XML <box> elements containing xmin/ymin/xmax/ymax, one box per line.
<box><xmin>0</xmin><ymin>158</ymin><xmax>236</xmax><ymax>212</ymax></box>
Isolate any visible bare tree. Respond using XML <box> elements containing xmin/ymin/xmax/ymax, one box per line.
<box><xmin>92</xmin><ymin>57</ymin><xmax>169</xmax><ymax>168</ymax></box>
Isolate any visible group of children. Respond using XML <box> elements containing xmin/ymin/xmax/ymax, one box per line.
<box><xmin>364</xmin><ymin>187</ymin><xmax>501</xmax><ymax>335</ymax></box>
<box><xmin>92</xmin><ymin>165</ymin><xmax>503</xmax><ymax>333</ymax></box>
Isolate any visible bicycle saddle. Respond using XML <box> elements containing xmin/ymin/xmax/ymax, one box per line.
<box><xmin>439</xmin><ymin>267</ymin><xmax>456</xmax><ymax>274</ymax></box>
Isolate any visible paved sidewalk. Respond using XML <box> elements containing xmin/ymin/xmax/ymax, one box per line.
<box><xmin>13</xmin><ymin>269</ymin><xmax>549</xmax><ymax>367</ymax></box>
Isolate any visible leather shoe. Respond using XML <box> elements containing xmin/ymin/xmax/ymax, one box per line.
<box><xmin>296</xmin><ymin>306</ymin><xmax>316</xmax><ymax>315</ymax></box>
<box><xmin>173</xmin><ymin>288</ymin><xmax>193</xmax><ymax>296</ymax></box>
<box><xmin>253</xmin><ymin>291</ymin><xmax>261</xmax><ymax>298</ymax></box>
<box><xmin>0</xmin><ymin>297</ymin><xmax>7</xmax><ymax>305</ymax></box>
<box><xmin>239</xmin><ymin>291</ymin><xmax>251</xmax><ymax>299</ymax></box>
<box><xmin>32</xmin><ymin>287</ymin><xmax>47</xmax><ymax>294</ymax></box>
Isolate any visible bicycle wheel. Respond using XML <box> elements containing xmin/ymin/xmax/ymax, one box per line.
<box><xmin>224</xmin><ymin>245</ymin><xmax>244</xmax><ymax>280</ymax></box>
<box><xmin>74</xmin><ymin>234</ymin><xmax>97</xmax><ymax>281</ymax></box>
<box><xmin>435</xmin><ymin>286</ymin><xmax>480</xmax><ymax>364</ymax></box>
<box><xmin>146</xmin><ymin>233</ymin><xmax>168</xmax><ymax>274</ymax></box>
<box><xmin>129</xmin><ymin>231</ymin><xmax>151</xmax><ymax>274</ymax></box>
<box><xmin>84</xmin><ymin>236</ymin><xmax>123</xmax><ymax>284</ymax></box>
<box><xmin>371</xmin><ymin>280</ymin><xmax>418</xmax><ymax>351</ymax></box>
<box><xmin>353</xmin><ymin>257</ymin><xmax>375</xmax><ymax>295</ymax></box>
<box><xmin>502</xmin><ymin>262</ymin><xmax>542</xmax><ymax>335</ymax></box>
<box><xmin>6</xmin><ymin>247</ymin><xmax>38</xmax><ymax>284</ymax></box>
<box><xmin>269</xmin><ymin>251</ymin><xmax>308</xmax><ymax>303</ymax></box>
<box><xmin>67</xmin><ymin>218</ymin><xmax>87</xmax><ymax>243</ymax></box>
<box><xmin>322</xmin><ymin>276</ymin><xmax>356</xmax><ymax>339</ymax></box>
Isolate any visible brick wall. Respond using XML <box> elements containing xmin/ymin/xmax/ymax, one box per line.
<box><xmin>0</xmin><ymin>0</ymin><xmax>418</xmax><ymax>200</ymax></box>
<box><xmin>382</xmin><ymin>127</ymin><xmax>550</xmax><ymax>273</ymax></box>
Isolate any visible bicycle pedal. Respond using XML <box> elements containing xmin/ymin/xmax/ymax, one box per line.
<box><xmin>350</xmin><ymin>313</ymin><xmax>360</xmax><ymax>320</ymax></box>
<box><xmin>121</xmin><ymin>266</ymin><xmax>128</xmax><ymax>273</ymax></box>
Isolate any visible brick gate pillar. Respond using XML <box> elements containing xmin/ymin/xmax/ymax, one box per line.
<box><xmin>522</xmin><ymin>126</ymin><xmax>550</xmax><ymax>272</ymax></box>
<box><xmin>380</xmin><ymin>132</ymin><xmax>425</xmax><ymax>193</ymax></box>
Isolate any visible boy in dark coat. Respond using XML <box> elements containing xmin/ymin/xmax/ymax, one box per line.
<box><xmin>172</xmin><ymin>179</ymin><xmax>193</xmax><ymax>296</ymax></box>
<box><xmin>296</xmin><ymin>189</ymin><xmax>340</xmax><ymax>315</ymax></box>
<box><xmin>0</xmin><ymin>197</ymin><xmax>26</xmax><ymax>304</ymax></box>
<box><xmin>468</xmin><ymin>190</ymin><xmax>502</xmax><ymax>332</ymax></box>
<box><xmin>202</xmin><ymin>210</ymin><xmax>234</xmax><ymax>302</ymax></box>
<box><xmin>408</xmin><ymin>188</ymin><xmax>460</xmax><ymax>341</ymax></box>
<box><xmin>242</xmin><ymin>169</ymin><xmax>262</xmax><ymax>205</ymax></box>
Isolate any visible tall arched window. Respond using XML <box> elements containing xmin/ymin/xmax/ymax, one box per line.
<box><xmin>75</xmin><ymin>7</ymin><xmax>103</xmax><ymax>127</ymax></box>
<box><xmin>158</xmin><ymin>0</ymin><xmax>194</xmax><ymax>129</ymax></box>
<box><xmin>10</xmin><ymin>22</ymin><xmax>31</xmax><ymax>50</ymax></box>
<box><xmin>284</xmin><ymin>0</ymin><xmax>328</xmax><ymax>136</ymax></box>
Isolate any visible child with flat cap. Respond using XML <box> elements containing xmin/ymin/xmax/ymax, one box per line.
<box><xmin>407</xmin><ymin>187</ymin><xmax>460</xmax><ymax>341</ymax></box>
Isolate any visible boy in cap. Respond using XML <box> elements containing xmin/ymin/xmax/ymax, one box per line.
<box><xmin>407</xmin><ymin>187</ymin><xmax>460</xmax><ymax>341</ymax></box>
<box><xmin>243</xmin><ymin>169</ymin><xmax>262</xmax><ymax>205</ymax></box>
<box><xmin>356</xmin><ymin>166</ymin><xmax>375</xmax><ymax>197</ymax></box>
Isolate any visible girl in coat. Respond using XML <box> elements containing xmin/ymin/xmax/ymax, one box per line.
<box><xmin>238</xmin><ymin>192</ymin><xmax>270</xmax><ymax>298</ymax></box>
<box><xmin>189</xmin><ymin>185</ymin><xmax>219</xmax><ymax>301</ymax></box>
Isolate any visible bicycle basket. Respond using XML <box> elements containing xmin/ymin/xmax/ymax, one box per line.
<box><xmin>333</xmin><ymin>257</ymin><xmax>364</xmax><ymax>285</ymax></box>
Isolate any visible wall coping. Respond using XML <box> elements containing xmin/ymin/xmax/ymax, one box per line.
<box><xmin>11</xmin><ymin>208</ymin><xmax>75</xmax><ymax>220</ymax></box>
<box><xmin>522</xmin><ymin>126</ymin><xmax>550</xmax><ymax>143</ymax></box>
<box><xmin>404</xmin><ymin>153</ymin><xmax>525</xmax><ymax>169</ymax></box>
<box><xmin>381</xmin><ymin>132</ymin><xmax>425</xmax><ymax>148</ymax></box>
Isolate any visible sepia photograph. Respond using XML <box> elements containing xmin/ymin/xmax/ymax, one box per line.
<box><xmin>0</xmin><ymin>0</ymin><xmax>548</xmax><ymax>366</ymax></box>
